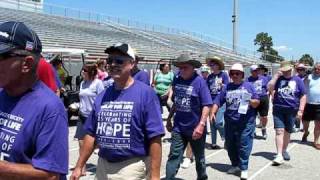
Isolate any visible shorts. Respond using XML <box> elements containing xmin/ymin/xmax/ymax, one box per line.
<box><xmin>256</xmin><ymin>95</ymin><xmax>269</xmax><ymax>117</ymax></box>
<box><xmin>273</xmin><ymin>107</ymin><xmax>297</xmax><ymax>133</ymax></box>
<box><xmin>74</xmin><ymin>115</ymin><xmax>87</xmax><ymax>140</ymax></box>
<box><xmin>302</xmin><ymin>104</ymin><xmax>320</xmax><ymax>121</ymax></box>
<box><xmin>95</xmin><ymin>157</ymin><xmax>148</xmax><ymax>180</ymax></box>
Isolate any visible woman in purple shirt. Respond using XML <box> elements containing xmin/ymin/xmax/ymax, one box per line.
<box><xmin>212</xmin><ymin>63</ymin><xmax>260</xmax><ymax>180</ymax></box>
<box><xmin>268</xmin><ymin>61</ymin><xmax>306</xmax><ymax>165</ymax></box>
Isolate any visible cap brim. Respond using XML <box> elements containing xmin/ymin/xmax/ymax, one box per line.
<box><xmin>0</xmin><ymin>43</ymin><xmax>15</xmax><ymax>54</ymax></box>
<box><xmin>105</xmin><ymin>46</ymin><xmax>134</xmax><ymax>60</ymax></box>
<box><xmin>206</xmin><ymin>58</ymin><xmax>224</xmax><ymax>70</ymax></box>
<box><xmin>173</xmin><ymin>60</ymin><xmax>202</xmax><ymax>68</ymax></box>
<box><xmin>280</xmin><ymin>66</ymin><xmax>292</xmax><ymax>72</ymax></box>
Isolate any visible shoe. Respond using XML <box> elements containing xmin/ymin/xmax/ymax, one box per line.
<box><xmin>313</xmin><ymin>143</ymin><xmax>320</xmax><ymax>150</ymax></box>
<box><xmin>227</xmin><ymin>166</ymin><xmax>240</xmax><ymax>174</ymax></box>
<box><xmin>292</xmin><ymin>128</ymin><xmax>299</xmax><ymax>133</ymax></box>
<box><xmin>256</xmin><ymin>123</ymin><xmax>262</xmax><ymax>128</ymax></box>
<box><xmin>282</xmin><ymin>151</ymin><xmax>290</xmax><ymax>161</ymax></box>
<box><xmin>273</xmin><ymin>154</ymin><xmax>284</xmax><ymax>165</ymax></box>
<box><xmin>301</xmin><ymin>131</ymin><xmax>309</xmax><ymax>142</ymax></box>
<box><xmin>181</xmin><ymin>158</ymin><xmax>192</xmax><ymax>169</ymax></box>
<box><xmin>240</xmin><ymin>170</ymin><xmax>248</xmax><ymax>180</ymax></box>
<box><xmin>210</xmin><ymin>144</ymin><xmax>221</xmax><ymax>150</ymax></box>
<box><xmin>262</xmin><ymin>128</ymin><xmax>267</xmax><ymax>140</ymax></box>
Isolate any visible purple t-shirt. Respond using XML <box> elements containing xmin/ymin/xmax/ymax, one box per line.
<box><xmin>214</xmin><ymin>82</ymin><xmax>259</xmax><ymax>122</ymax></box>
<box><xmin>133</xmin><ymin>70</ymin><xmax>150</xmax><ymax>86</ymax></box>
<box><xmin>273</xmin><ymin>76</ymin><xmax>306</xmax><ymax>109</ymax></box>
<box><xmin>172</xmin><ymin>73</ymin><xmax>213</xmax><ymax>136</ymax></box>
<box><xmin>246</xmin><ymin>75</ymin><xmax>269</xmax><ymax>97</ymax></box>
<box><xmin>84</xmin><ymin>80</ymin><xmax>164</xmax><ymax>162</ymax></box>
<box><xmin>206</xmin><ymin>71</ymin><xmax>229</xmax><ymax>100</ymax></box>
<box><xmin>0</xmin><ymin>81</ymin><xmax>68</xmax><ymax>177</ymax></box>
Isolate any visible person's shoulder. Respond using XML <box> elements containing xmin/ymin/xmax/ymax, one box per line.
<box><xmin>33</xmin><ymin>82</ymin><xmax>65</xmax><ymax>110</ymax></box>
<box><xmin>134</xmin><ymin>80</ymin><xmax>153</xmax><ymax>91</ymax></box>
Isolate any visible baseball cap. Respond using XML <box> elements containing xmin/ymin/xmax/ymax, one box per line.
<box><xmin>230</xmin><ymin>63</ymin><xmax>244</xmax><ymax>72</ymax></box>
<box><xmin>105</xmin><ymin>43</ymin><xmax>135</xmax><ymax>61</ymax></box>
<box><xmin>0</xmin><ymin>21</ymin><xmax>42</xmax><ymax>54</ymax></box>
<box><xmin>250</xmin><ymin>64</ymin><xmax>258</xmax><ymax>71</ymax></box>
<box><xmin>279</xmin><ymin>61</ymin><xmax>293</xmax><ymax>72</ymax></box>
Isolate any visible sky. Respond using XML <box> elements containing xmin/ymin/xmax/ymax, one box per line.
<box><xmin>45</xmin><ymin>0</ymin><xmax>320</xmax><ymax>61</ymax></box>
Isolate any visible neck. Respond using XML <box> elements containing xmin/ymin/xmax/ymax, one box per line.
<box><xmin>114</xmin><ymin>76</ymin><xmax>134</xmax><ymax>90</ymax></box>
<box><xmin>233</xmin><ymin>80</ymin><xmax>242</xmax><ymax>85</ymax></box>
<box><xmin>5</xmin><ymin>75</ymin><xmax>38</xmax><ymax>97</ymax></box>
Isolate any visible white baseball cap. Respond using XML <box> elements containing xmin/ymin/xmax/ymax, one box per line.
<box><xmin>230</xmin><ymin>63</ymin><xmax>244</xmax><ymax>72</ymax></box>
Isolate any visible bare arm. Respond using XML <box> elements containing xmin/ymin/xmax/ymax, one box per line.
<box><xmin>210</xmin><ymin>104</ymin><xmax>219</xmax><ymax>122</ymax></box>
<box><xmin>250</xmin><ymin>99</ymin><xmax>260</xmax><ymax>108</ymax></box>
<box><xmin>70</xmin><ymin>134</ymin><xmax>96</xmax><ymax>180</ymax></box>
<box><xmin>268</xmin><ymin>71</ymin><xmax>282</xmax><ymax>93</ymax></box>
<box><xmin>149</xmin><ymin>136</ymin><xmax>162</xmax><ymax>180</ymax></box>
<box><xmin>192</xmin><ymin>106</ymin><xmax>210</xmax><ymax>140</ymax></box>
<box><xmin>0</xmin><ymin>161</ymin><xmax>58</xmax><ymax>180</ymax></box>
<box><xmin>297</xmin><ymin>95</ymin><xmax>307</xmax><ymax>120</ymax></box>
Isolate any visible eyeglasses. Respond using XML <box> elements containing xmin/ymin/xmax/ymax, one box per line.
<box><xmin>230</xmin><ymin>72</ymin><xmax>242</xmax><ymax>76</ymax></box>
<box><xmin>107</xmin><ymin>56</ymin><xmax>130</xmax><ymax>65</ymax></box>
<box><xmin>209</xmin><ymin>63</ymin><xmax>217</xmax><ymax>67</ymax></box>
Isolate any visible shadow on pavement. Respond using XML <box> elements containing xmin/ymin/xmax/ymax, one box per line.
<box><xmin>251</xmin><ymin>151</ymin><xmax>276</xmax><ymax>161</ymax></box>
<box><xmin>206</xmin><ymin>163</ymin><xmax>231</xmax><ymax>173</ymax></box>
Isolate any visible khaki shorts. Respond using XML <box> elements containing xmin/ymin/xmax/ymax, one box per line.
<box><xmin>95</xmin><ymin>157</ymin><xmax>149</xmax><ymax>180</ymax></box>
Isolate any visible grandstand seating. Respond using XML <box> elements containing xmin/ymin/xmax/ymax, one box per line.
<box><xmin>0</xmin><ymin>6</ymin><xmax>266</xmax><ymax>68</ymax></box>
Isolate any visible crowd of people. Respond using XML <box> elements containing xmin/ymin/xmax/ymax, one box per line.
<box><xmin>0</xmin><ymin>21</ymin><xmax>319</xmax><ymax>180</ymax></box>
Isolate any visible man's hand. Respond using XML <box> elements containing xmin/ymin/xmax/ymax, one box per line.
<box><xmin>192</xmin><ymin>122</ymin><xmax>205</xmax><ymax>140</ymax></box>
<box><xmin>166</xmin><ymin>120</ymin><xmax>173</xmax><ymax>132</ymax></box>
<box><xmin>70</xmin><ymin>166</ymin><xmax>85</xmax><ymax>180</ymax></box>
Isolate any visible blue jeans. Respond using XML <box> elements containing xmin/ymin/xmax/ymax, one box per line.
<box><xmin>166</xmin><ymin>132</ymin><xmax>207</xmax><ymax>180</ymax></box>
<box><xmin>211</xmin><ymin>104</ymin><xmax>225</xmax><ymax>145</ymax></box>
<box><xmin>225</xmin><ymin>117</ymin><xmax>255</xmax><ymax>170</ymax></box>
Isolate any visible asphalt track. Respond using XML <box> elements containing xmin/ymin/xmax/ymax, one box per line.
<box><xmin>67</xmin><ymin>110</ymin><xmax>320</xmax><ymax>180</ymax></box>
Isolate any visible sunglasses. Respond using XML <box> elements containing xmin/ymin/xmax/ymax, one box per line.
<box><xmin>107</xmin><ymin>56</ymin><xmax>130</xmax><ymax>65</ymax></box>
<box><xmin>296</xmin><ymin>68</ymin><xmax>305</xmax><ymax>71</ymax></box>
<box><xmin>209</xmin><ymin>63</ymin><xmax>217</xmax><ymax>67</ymax></box>
<box><xmin>0</xmin><ymin>52</ymin><xmax>26</xmax><ymax>61</ymax></box>
<box><xmin>230</xmin><ymin>72</ymin><xmax>242</xmax><ymax>76</ymax></box>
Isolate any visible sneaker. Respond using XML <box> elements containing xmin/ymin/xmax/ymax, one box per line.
<box><xmin>256</xmin><ymin>123</ymin><xmax>262</xmax><ymax>128</ymax></box>
<box><xmin>210</xmin><ymin>144</ymin><xmax>221</xmax><ymax>150</ymax></box>
<box><xmin>227</xmin><ymin>166</ymin><xmax>240</xmax><ymax>174</ymax></box>
<box><xmin>282</xmin><ymin>151</ymin><xmax>290</xmax><ymax>161</ymax></box>
<box><xmin>301</xmin><ymin>131</ymin><xmax>309</xmax><ymax>142</ymax></box>
<box><xmin>262</xmin><ymin>128</ymin><xmax>267</xmax><ymax>140</ymax></box>
<box><xmin>273</xmin><ymin>154</ymin><xmax>284</xmax><ymax>165</ymax></box>
<box><xmin>181</xmin><ymin>158</ymin><xmax>192</xmax><ymax>169</ymax></box>
<box><xmin>240</xmin><ymin>170</ymin><xmax>248</xmax><ymax>180</ymax></box>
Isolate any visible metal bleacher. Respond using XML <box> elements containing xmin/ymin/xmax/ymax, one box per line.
<box><xmin>0</xmin><ymin>4</ymin><xmax>266</xmax><ymax>68</ymax></box>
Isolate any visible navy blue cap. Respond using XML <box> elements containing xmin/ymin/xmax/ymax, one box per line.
<box><xmin>0</xmin><ymin>21</ymin><xmax>42</xmax><ymax>54</ymax></box>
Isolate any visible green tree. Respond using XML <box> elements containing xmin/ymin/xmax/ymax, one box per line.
<box><xmin>254</xmin><ymin>32</ymin><xmax>283</xmax><ymax>63</ymax></box>
<box><xmin>299</xmin><ymin>54</ymin><xmax>314</xmax><ymax>66</ymax></box>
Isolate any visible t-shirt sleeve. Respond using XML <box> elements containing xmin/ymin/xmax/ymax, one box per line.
<box><xmin>214</xmin><ymin>86</ymin><xmax>226</xmax><ymax>107</ymax></box>
<box><xmin>297</xmin><ymin>78</ymin><xmax>306</xmax><ymax>97</ymax></box>
<box><xmin>32</xmin><ymin>108</ymin><xmax>68</xmax><ymax>175</ymax></box>
<box><xmin>84</xmin><ymin>105</ymin><xmax>98</xmax><ymax>137</ymax></box>
<box><xmin>249</xmin><ymin>83</ymin><xmax>259</xmax><ymax>100</ymax></box>
<box><xmin>96</xmin><ymin>80</ymin><xmax>105</xmax><ymax>94</ymax></box>
<box><xmin>143</xmin><ymin>89</ymin><xmax>165</xmax><ymax>139</ymax></box>
<box><xmin>199</xmin><ymin>78</ymin><xmax>213</xmax><ymax>106</ymax></box>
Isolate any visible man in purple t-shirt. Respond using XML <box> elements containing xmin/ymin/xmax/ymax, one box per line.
<box><xmin>166</xmin><ymin>54</ymin><xmax>212</xmax><ymax>180</ymax></box>
<box><xmin>247</xmin><ymin>64</ymin><xmax>270</xmax><ymax>139</ymax></box>
<box><xmin>131</xmin><ymin>55</ymin><xmax>150</xmax><ymax>85</ymax></box>
<box><xmin>268</xmin><ymin>61</ymin><xmax>306</xmax><ymax>165</ymax></box>
<box><xmin>71</xmin><ymin>43</ymin><xmax>164</xmax><ymax>180</ymax></box>
<box><xmin>0</xmin><ymin>21</ymin><xmax>68</xmax><ymax>179</ymax></box>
